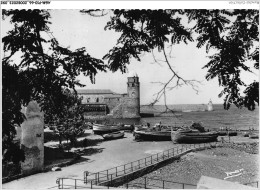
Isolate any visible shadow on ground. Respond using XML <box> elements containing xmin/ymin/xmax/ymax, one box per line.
<box><xmin>77</xmin><ymin>138</ymin><xmax>104</xmax><ymax>147</ymax></box>
<box><xmin>75</xmin><ymin>147</ymin><xmax>105</xmax><ymax>156</ymax></box>
<box><xmin>44</xmin><ymin>131</ymin><xmax>94</xmax><ymax>143</ymax></box>
<box><xmin>73</xmin><ymin>156</ymin><xmax>90</xmax><ymax>164</ymax></box>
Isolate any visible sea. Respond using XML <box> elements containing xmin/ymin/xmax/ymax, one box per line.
<box><xmin>112</xmin><ymin>104</ymin><xmax>259</xmax><ymax>131</ymax></box>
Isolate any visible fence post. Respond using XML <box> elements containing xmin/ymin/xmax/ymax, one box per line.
<box><xmin>116</xmin><ymin>167</ymin><xmax>117</xmax><ymax>177</ymax></box>
<box><xmin>75</xmin><ymin>179</ymin><xmax>77</xmax><ymax>189</ymax></box>
<box><xmin>107</xmin><ymin>170</ymin><xmax>109</xmax><ymax>180</ymax></box>
<box><xmin>131</xmin><ymin>162</ymin><xmax>133</xmax><ymax>172</ymax></box>
<box><xmin>257</xmin><ymin>181</ymin><xmax>258</xmax><ymax>188</ymax></box>
<box><xmin>91</xmin><ymin>180</ymin><xmax>93</xmax><ymax>189</ymax></box>
<box><xmin>85</xmin><ymin>172</ymin><xmax>88</xmax><ymax>184</ymax></box>
<box><xmin>124</xmin><ymin>165</ymin><xmax>126</xmax><ymax>174</ymax></box>
<box><xmin>182</xmin><ymin>183</ymin><xmax>185</xmax><ymax>189</ymax></box>
<box><xmin>95</xmin><ymin>173</ymin><xmax>97</xmax><ymax>185</ymax></box>
<box><xmin>163</xmin><ymin>152</ymin><xmax>164</xmax><ymax>160</ymax></box>
<box><xmin>110</xmin><ymin>174</ymin><xmax>113</xmax><ymax>187</ymax></box>
<box><xmin>144</xmin><ymin>177</ymin><xmax>147</xmax><ymax>189</ymax></box>
<box><xmin>163</xmin><ymin>180</ymin><xmax>165</xmax><ymax>189</ymax></box>
<box><xmin>56</xmin><ymin>179</ymin><xmax>60</xmax><ymax>189</ymax></box>
<box><xmin>151</xmin><ymin>156</ymin><xmax>152</xmax><ymax>164</ymax></box>
<box><xmin>98</xmin><ymin>172</ymin><xmax>99</xmax><ymax>184</ymax></box>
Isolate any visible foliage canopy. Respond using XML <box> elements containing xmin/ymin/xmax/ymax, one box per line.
<box><xmin>2</xmin><ymin>10</ymin><xmax>106</xmax><ymax>163</ymax></box>
<box><xmin>99</xmin><ymin>9</ymin><xmax>259</xmax><ymax>110</ymax></box>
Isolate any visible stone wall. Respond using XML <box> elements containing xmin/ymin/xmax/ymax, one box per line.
<box><xmin>104</xmin><ymin>98</ymin><xmax>121</xmax><ymax>114</ymax></box>
<box><xmin>21</xmin><ymin>101</ymin><xmax>44</xmax><ymax>175</ymax></box>
<box><xmin>112</xmin><ymin>98</ymin><xmax>140</xmax><ymax>118</ymax></box>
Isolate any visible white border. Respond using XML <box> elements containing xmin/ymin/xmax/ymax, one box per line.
<box><xmin>1</xmin><ymin>1</ymin><xmax>259</xmax><ymax>9</ymax></box>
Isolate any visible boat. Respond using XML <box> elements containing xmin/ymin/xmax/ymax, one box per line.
<box><xmin>92</xmin><ymin>123</ymin><xmax>120</xmax><ymax>135</ymax></box>
<box><xmin>134</xmin><ymin>125</ymin><xmax>149</xmax><ymax>131</ymax></box>
<box><xmin>134</xmin><ymin>124</ymin><xmax>181</xmax><ymax>141</ymax></box>
<box><xmin>249</xmin><ymin>133</ymin><xmax>259</xmax><ymax>139</ymax></box>
<box><xmin>171</xmin><ymin>123</ymin><xmax>218</xmax><ymax>143</ymax></box>
<box><xmin>217</xmin><ymin>131</ymin><xmax>227</xmax><ymax>136</ymax></box>
<box><xmin>118</xmin><ymin>124</ymin><xmax>135</xmax><ymax>132</ymax></box>
<box><xmin>102</xmin><ymin>131</ymin><xmax>125</xmax><ymax>140</ymax></box>
<box><xmin>217</xmin><ymin>130</ymin><xmax>237</xmax><ymax>136</ymax></box>
<box><xmin>134</xmin><ymin>130</ymin><xmax>172</xmax><ymax>141</ymax></box>
<box><xmin>227</xmin><ymin>131</ymin><xmax>238</xmax><ymax>136</ymax></box>
<box><xmin>171</xmin><ymin>129</ymin><xmax>218</xmax><ymax>143</ymax></box>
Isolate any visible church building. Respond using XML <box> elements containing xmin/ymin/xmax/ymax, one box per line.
<box><xmin>77</xmin><ymin>72</ymin><xmax>140</xmax><ymax>118</ymax></box>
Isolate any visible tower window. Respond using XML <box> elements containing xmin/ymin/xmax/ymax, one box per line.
<box><xmin>96</xmin><ymin>98</ymin><xmax>99</xmax><ymax>103</ymax></box>
<box><xmin>132</xmin><ymin>83</ymin><xmax>135</xmax><ymax>87</ymax></box>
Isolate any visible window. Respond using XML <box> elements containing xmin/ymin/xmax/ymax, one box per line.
<box><xmin>96</xmin><ymin>98</ymin><xmax>99</xmax><ymax>103</ymax></box>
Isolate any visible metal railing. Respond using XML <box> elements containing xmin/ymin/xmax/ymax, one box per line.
<box><xmin>56</xmin><ymin>178</ymin><xmax>97</xmax><ymax>189</ymax></box>
<box><xmin>83</xmin><ymin>142</ymin><xmax>218</xmax><ymax>185</ymax></box>
<box><xmin>56</xmin><ymin>178</ymin><xmax>110</xmax><ymax>189</ymax></box>
<box><xmin>57</xmin><ymin>140</ymin><xmax>259</xmax><ymax>189</ymax></box>
<box><xmin>124</xmin><ymin>177</ymin><xmax>197</xmax><ymax>189</ymax></box>
<box><xmin>244</xmin><ymin>181</ymin><xmax>259</xmax><ymax>188</ymax></box>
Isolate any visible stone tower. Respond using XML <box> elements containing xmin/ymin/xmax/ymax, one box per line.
<box><xmin>207</xmin><ymin>99</ymin><xmax>213</xmax><ymax>111</ymax></box>
<box><xmin>126</xmin><ymin>71</ymin><xmax>140</xmax><ymax>117</ymax></box>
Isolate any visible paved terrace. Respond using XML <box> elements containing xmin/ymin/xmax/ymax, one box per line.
<box><xmin>3</xmin><ymin>131</ymin><xmax>179</xmax><ymax>189</ymax></box>
<box><xmin>2</xmin><ymin>131</ymin><xmax>258</xmax><ymax>189</ymax></box>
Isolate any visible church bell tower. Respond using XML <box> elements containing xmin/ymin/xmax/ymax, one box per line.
<box><xmin>127</xmin><ymin>71</ymin><xmax>140</xmax><ymax>116</ymax></box>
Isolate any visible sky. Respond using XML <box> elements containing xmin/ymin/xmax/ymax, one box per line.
<box><xmin>1</xmin><ymin>2</ymin><xmax>259</xmax><ymax>105</ymax></box>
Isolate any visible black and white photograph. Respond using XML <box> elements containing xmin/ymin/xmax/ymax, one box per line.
<box><xmin>1</xmin><ymin>1</ymin><xmax>259</xmax><ymax>189</ymax></box>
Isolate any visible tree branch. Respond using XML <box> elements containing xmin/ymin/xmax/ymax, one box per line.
<box><xmin>148</xmin><ymin>46</ymin><xmax>201</xmax><ymax>115</ymax></box>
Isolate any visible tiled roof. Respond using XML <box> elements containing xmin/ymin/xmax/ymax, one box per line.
<box><xmin>76</xmin><ymin>89</ymin><xmax>115</xmax><ymax>94</ymax></box>
<box><xmin>104</xmin><ymin>94</ymin><xmax>123</xmax><ymax>98</ymax></box>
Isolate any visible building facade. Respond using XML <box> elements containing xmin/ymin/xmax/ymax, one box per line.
<box><xmin>77</xmin><ymin>72</ymin><xmax>140</xmax><ymax>118</ymax></box>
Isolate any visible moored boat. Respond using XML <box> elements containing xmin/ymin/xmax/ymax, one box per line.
<box><xmin>134</xmin><ymin>123</ymin><xmax>181</xmax><ymax>141</ymax></box>
<box><xmin>171</xmin><ymin>129</ymin><xmax>218</xmax><ymax>143</ymax></box>
<box><xmin>134</xmin><ymin>130</ymin><xmax>171</xmax><ymax>141</ymax></box>
<box><xmin>171</xmin><ymin>122</ymin><xmax>218</xmax><ymax>143</ymax></box>
<box><xmin>102</xmin><ymin>131</ymin><xmax>125</xmax><ymax>140</ymax></box>
<box><xmin>92</xmin><ymin>123</ymin><xmax>120</xmax><ymax>135</ymax></box>
<box><xmin>134</xmin><ymin>125</ymin><xmax>149</xmax><ymax>131</ymax></box>
<box><xmin>119</xmin><ymin>124</ymin><xmax>135</xmax><ymax>132</ymax></box>
<box><xmin>249</xmin><ymin>133</ymin><xmax>259</xmax><ymax>139</ymax></box>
